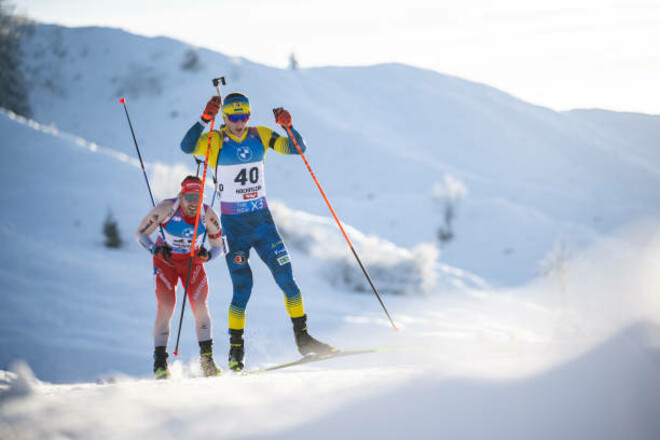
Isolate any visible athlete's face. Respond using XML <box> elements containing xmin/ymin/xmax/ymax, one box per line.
<box><xmin>179</xmin><ymin>192</ymin><xmax>200</xmax><ymax>217</ymax></box>
<box><xmin>223</xmin><ymin>113</ymin><xmax>249</xmax><ymax>137</ymax></box>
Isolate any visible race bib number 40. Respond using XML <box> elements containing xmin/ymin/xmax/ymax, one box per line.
<box><xmin>218</xmin><ymin>163</ymin><xmax>266</xmax><ymax>203</ymax></box>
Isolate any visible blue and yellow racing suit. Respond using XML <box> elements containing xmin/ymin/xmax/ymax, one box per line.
<box><xmin>180</xmin><ymin>120</ymin><xmax>308</xmax><ymax>332</ymax></box>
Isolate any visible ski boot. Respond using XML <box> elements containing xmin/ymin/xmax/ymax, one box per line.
<box><xmin>228</xmin><ymin>329</ymin><xmax>245</xmax><ymax>372</ymax></box>
<box><xmin>292</xmin><ymin>315</ymin><xmax>336</xmax><ymax>356</ymax></box>
<box><xmin>199</xmin><ymin>339</ymin><xmax>222</xmax><ymax>377</ymax></box>
<box><xmin>153</xmin><ymin>346</ymin><xmax>170</xmax><ymax>380</ymax></box>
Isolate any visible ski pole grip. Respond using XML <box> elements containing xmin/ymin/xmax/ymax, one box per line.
<box><xmin>212</xmin><ymin>76</ymin><xmax>226</xmax><ymax>106</ymax></box>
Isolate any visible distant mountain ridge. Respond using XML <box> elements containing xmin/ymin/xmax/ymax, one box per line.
<box><xmin>16</xmin><ymin>23</ymin><xmax>660</xmax><ymax>284</ymax></box>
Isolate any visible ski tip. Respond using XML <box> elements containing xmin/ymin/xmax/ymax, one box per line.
<box><xmin>119</xmin><ymin>97</ymin><xmax>125</xmax><ymax>104</ymax></box>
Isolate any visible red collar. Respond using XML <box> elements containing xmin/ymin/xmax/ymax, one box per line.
<box><xmin>180</xmin><ymin>207</ymin><xmax>199</xmax><ymax>225</ymax></box>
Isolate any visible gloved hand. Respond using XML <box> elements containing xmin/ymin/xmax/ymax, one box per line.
<box><xmin>202</xmin><ymin>96</ymin><xmax>221</xmax><ymax>122</ymax></box>
<box><xmin>153</xmin><ymin>244</ymin><xmax>173</xmax><ymax>266</ymax></box>
<box><xmin>193</xmin><ymin>246</ymin><xmax>210</xmax><ymax>264</ymax></box>
<box><xmin>273</xmin><ymin>107</ymin><xmax>292</xmax><ymax>127</ymax></box>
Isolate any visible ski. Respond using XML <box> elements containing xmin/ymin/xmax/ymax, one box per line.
<box><xmin>245</xmin><ymin>346</ymin><xmax>398</xmax><ymax>375</ymax></box>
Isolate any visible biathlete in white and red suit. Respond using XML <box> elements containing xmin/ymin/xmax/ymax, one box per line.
<box><xmin>180</xmin><ymin>93</ymin><xmax>334</xmax><ymax>372</ymax></box>
<box><xmin>135</xmin><ymin>175</ymin><xmax>228</xmax><ymax>379</ymax></box>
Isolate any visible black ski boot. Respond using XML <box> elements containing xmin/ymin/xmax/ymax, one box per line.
<box><xmin>199</xmin><ymin>339</ymin><xmax>221</xmax><ymax>377</ymax></box>
<box><xmin>153</xmin><ymin>346</ymin><xmax>170</xmax><ymax>380</ymax></box>
<box><xmin>228</xmin><ymin>329</ymin><xmax>245</xmax><ymax>372</ymax></box>
<box><xmin>292</xmin><ymin>315</ymin><xmax>336</xmax><ymax>356</ymax></box>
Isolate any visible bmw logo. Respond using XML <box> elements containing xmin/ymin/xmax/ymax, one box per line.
<box><xmin>237</xmin><ymin>146</ymin><xmax>253</xmax><ymax>162</ymax></box>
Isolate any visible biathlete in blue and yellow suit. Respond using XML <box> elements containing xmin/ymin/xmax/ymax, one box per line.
<box><xmin>180</xmin><ymin>93</ymin><xmax>334</xmax><ymax>371</ymax></box>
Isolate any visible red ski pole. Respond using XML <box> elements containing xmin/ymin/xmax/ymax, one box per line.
<box><xmin>277</xmin><ymin>116</ymin><xmax>398</xmax><ymax>331</ymax></box>
<box><xmin>173</xmin><ymin>78</ymin><xmax>225</xmax><ymax>356</ymax></box>
<box><xmin>172</xmin><ymin>121</ymin><xmax>214</xmax><ymax>357</ymax></box>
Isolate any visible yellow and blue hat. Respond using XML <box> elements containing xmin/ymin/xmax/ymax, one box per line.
<box><xmin>222</xmin><ymin>93</ymin><xmax>251</xmax><ymax>116</ymax></box>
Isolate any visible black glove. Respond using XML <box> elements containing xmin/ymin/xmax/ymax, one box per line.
<box><xmin>194</xmin><ymin>246</ymin><xmax>210</xmax><ymax>264</ymax></box>
<box><xmin>273</xmin><ymin>107</ymin><xmax>292</xmax><ymax>127</ymax></box>
<box><xmin>202</xmin><ymin>96</ymin><xmax>221</xmax><ymax>122</ymax></box>
<box><xmin>153</xmin><ymin>244</ymin><xmax>173</xmax><ymax>266</ymax></box>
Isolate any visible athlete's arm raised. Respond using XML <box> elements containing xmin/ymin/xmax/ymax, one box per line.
<box><xmin>257</xmin><ymin>108</ymin><xmax>307</xmax><ymax>155</ymax></box>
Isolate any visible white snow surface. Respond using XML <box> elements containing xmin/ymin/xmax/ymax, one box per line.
<box><xmin>1</xmin><ymin>24</ymin><xmax>660</xmax><ymax>439</ymax></box>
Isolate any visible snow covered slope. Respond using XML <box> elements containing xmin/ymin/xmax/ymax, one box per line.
<box><xmin>0</xmin><ymin>109</ymin><xmax>482</xmax><ymax>383</ymax></box>
<box><xmin>2</xmin><ymin>108</ymin><xmax>660</xmax><ymax>439</ymax></box>
<box><xmin>3</xmin><ymin>323</ymin><xmax>660</xmax><ymax>440</ymax></box>
<box><xmin>18</xmin><ymin>23</ymin><xmax>660</xmax><ymax>284</ymax></box>
<box><xmin>2</xmin><ymin>22</ymin><xmax>660</xmax><ymax>439</ymax></box>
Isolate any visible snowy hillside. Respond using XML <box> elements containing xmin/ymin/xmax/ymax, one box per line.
<box><xmin>0</xmin><ymin>108</ymin><xmax>484</xmax><ymax>382</ymax></box>
<box><xmin>2</xmin><ymin>22</ymin><xmax>660</xmax><ymax>439</ymax></box>
<box><xmin>17</xmin><ymin>23</ymin><xmax>660</xmax><ymax>284</ymax></box>
<box><xmin>2</xmin><ymin>91</ymin><xmax>660</xmax><ymax>440</ymax></box>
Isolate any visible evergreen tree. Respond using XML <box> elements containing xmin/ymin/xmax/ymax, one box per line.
<box><xmin>288</xmin><ymin>52</ymin><xmax>298</xmax><ymax>71</ymax></box>
<box><xmin>103</xmin><ymin>210</ymin><xmax>123</xmax><ymax>249</ymax></box>
<box><xmin>0</xmin><ymin>0</ymin><xmax>31</xmax><ymax>117</ymax></box>
<box><xmin>181</xmin><ymin>48</ymin><xmax>201</xmax><ymax>71</ymax></box>
<box><xmin>432</xmin><ymin>174</ymin><xmax>468</xmax><ymax>245</ymax></box>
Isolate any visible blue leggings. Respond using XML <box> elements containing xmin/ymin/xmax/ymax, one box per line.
<box><xmin>221</xmin><ymin>209</ymin><xmax>304</xmax><ymax>330</ymax></box>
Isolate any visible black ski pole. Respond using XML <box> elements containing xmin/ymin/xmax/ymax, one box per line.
<box><xmin>119</xmin><ymin>97</ymin><xmax>166</xmax><ymax>242</ymax></box>
<box><xmin>278</xmin><ymin>117</ymin><xmax>398</xmax><ymax>331</ymax></box>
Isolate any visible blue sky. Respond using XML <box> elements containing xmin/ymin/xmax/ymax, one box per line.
<box><xmin>13</xmin><ymin>0</ymin><xmax>660</xmax><ymax>114</ymax></box>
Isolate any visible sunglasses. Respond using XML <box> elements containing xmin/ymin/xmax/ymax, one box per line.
<box><xmin>182</xmin><ymin>193</ymin><xmax>200</xmax><ymax>203</ymax></box>
<box><xmin>227</xmin><ymin>113</ymin><xmax>249</xmax><ymax>122</ymax></box>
